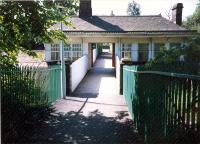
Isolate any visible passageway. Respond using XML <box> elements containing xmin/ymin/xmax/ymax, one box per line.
<box><xmin>18</xmin><ymin>52</ymin><xmax>142</xmax><ymax>143</ymax></box>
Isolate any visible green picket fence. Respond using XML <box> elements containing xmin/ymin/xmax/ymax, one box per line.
<box><xmin>1</xmin><ymin>64</ymin><xmax>62</xmax><ymax>142</ymax></box>
<box><xmin>123</xmin><ymin>65</ymin><xmax>200</xmax><ymax>143</ymax></box>
<box><xmin>1</xmin><ymin>64</ymin><xmax>61</xmax><ymax>108</ymax></box>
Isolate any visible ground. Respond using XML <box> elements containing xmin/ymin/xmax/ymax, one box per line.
<box><xmin>14</xmin><ymin>52</ymin><xmax>142</xmax><ymax>144</ymax></box>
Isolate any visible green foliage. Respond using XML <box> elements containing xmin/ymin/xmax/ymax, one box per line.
<box><xmin>151</xmin><ymin>47</ymin><xmax>182</xmax><ymax>64</ymax></box>
<box><xmin>127</xmin><ymin>0</ymin><xmax>141</xmax><ymax>16</ymax></box>
<box><xmin>0</xmin><ymin>0</ymin><xmax>78</xmax><ymax>65</ymax></box>
<box><xmin>2</xmin><ymin>67</ymin><xmax>44</xmax><ymax>107</ymax></box>
<box><xmin>1</xmin><ymin>65</ymin><xmax>60</xmax><ymax>142</ymax></box>
<box><xmin>184</xmin><ymin>4</ymin><xmax>200</xmax><ymax>32</ymax></box>
<box><xmin>146</xmin><ymin>36</ymin><xmax>200</xmax><ymax>74</ymax></box>
<box><xmin>97</xmin><ymin>43</ymin><xmax>103</xmax><ymax>54</ymax></box>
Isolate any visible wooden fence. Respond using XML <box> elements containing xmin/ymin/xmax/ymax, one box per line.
<box><xmin>123</xmin><ymin>65</ymin><xmax>200</xmax><ymax>143</ymax></box>
<box><xmin>1</xmin><ymin>64</ymin><xmax>62</xmax><ymax>142</ymax></box>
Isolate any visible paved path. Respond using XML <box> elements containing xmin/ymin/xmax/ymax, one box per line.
<box><xmin>18</xmin><ymin>52</ymin><xmax>142</xmax><ymax>144</ymax></box>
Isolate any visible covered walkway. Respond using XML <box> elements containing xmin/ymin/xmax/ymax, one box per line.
<box><xmin>19</xmin><ymin>52</ymin><xmax>142</xmax><ymax>144</ymax></box>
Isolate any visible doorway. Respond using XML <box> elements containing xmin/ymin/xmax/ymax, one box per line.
<box><xmin>89</xmin><ymin>43</ymin><xmax>116</xmax><ymax>69</ymax></box>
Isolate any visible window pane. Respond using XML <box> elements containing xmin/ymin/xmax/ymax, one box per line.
<box><xmin>51</xmin><ymin>43</ymin><xmax>83</xmax><ymax>61</ymax></box>
<box><xmin>154</xmin><ymin>43</ymin><xmax>165</xmax><ymax>58</ymax></box>
<box><xmin>64</xmin><ymin>44</ymin><xmax>71</xmax><ymax>51</ymax></box>
<box><xmin>121</xmin><ymin>43</ymin><xmax>131</xmax><ymax>60</ymax></box>
<box><xmin>69</xmin><ymin>43</ymin><xmax>82</xmax><ymax>60</ymax></box>
<box><xmin>51</xmin><ymin>44</ymin><xmax>60</xmax><ymax>60</ymax></box>
<box><xmin>138</xmin><ymin>43</ymin><xmax>149</xmax><ymax>61</ymax></box>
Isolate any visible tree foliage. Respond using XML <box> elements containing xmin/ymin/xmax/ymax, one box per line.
<box><xmin>148</xmin><ymin>1</ymin><xmax>200</xmax><ymax>74</ymax></box>
<box><xmin>127</xmin><ymin>0</ymin><xmax>141</xmax><ymax>16</ymax></box>
<box><xmin>184</xmin><ymin>4</ymin><xmax>200</xmax><ymax>32</ymax></box>
<box><xmin>147</xmin><ymin>36</ymin><xmax>200</xmax><ymax>74</ymax></box>
<box><xmin>0</xmin><ymin>0</ymin><xmax>78</xmax><ymax>65</ymax></box>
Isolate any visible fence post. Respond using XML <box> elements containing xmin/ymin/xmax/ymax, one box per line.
<box><xmin>59</xmin><ymin>20</ymin><xmax>66</xmax><ymax>98</ymax></box>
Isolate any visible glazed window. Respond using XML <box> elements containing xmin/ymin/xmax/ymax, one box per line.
<box><xmin>121</xmin><ymin>43</ymin><xmax>132</xmax><ymax>60</ymax></box>
<box><xmin>64</xmin><ymin>43</ymin><xmax>83</xmax><ymax>61</ymax></box>
<box><xmin>138</xmin><ymin>43</ymin><xmax>149</xmax><ymax>61</ymax></box>
<box><xmin>51</xmin><ymin>44</ymin><xmax>60</xmax><ymax>60</ymax></box>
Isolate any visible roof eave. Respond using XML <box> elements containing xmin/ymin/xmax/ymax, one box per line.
<box><xmin>64</xmin><ymin>30</ymin><xmax>197</xmax><ymax>37</ymax></box>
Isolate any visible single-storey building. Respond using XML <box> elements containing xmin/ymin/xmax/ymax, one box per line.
<box><xmin>44</xmin><ymin>0</ymin><xmax>196</xmax><ymax>69</ymax></box>
<box><xmin>42</xmin><ymin>0</ymin><xmax>197</xmax><ymax>93</ymax></box>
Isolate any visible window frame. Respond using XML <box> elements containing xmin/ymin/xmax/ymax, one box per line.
<box><xmin>121</xmin><ymin>43</ymin><xmax>132</xmax><ymax>60</ymax></box>
<box><xmin>51</xmin><ymin>43</ymin><xmax>83</xmax><ymax>61</ymax></box>
<box><xmin>138</xmin><ymin>43</ymin><xmax>149</xmax><ymax>62</ymax></box>
<box><xmin>51</xmin><ymin>43</ymin><xmax>60</xmax><ymax>61</ymax></box>
<box><xmin>64</xmin><ymin>43</ymin><xmax>83</xmax><ymax>61</ymax></box>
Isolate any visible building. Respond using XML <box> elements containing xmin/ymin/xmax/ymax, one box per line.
<box><xmin>44</xmin><ymin>0</ymin><xmax>195</xmax><ymax>68</ymax></box>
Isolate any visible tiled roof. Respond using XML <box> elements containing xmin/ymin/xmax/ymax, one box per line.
<box><xmin>62</xmin><ymin>15</ymin><xmax>194</xmax><ymax>33</ymax></box>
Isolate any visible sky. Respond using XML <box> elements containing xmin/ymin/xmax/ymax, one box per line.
<box><xmin>92</xmin><ymin>0</ymin><xmax>198</xmax><ymax>20</ymax></box>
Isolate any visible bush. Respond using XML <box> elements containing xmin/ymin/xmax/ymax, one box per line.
<box><xmin>145</xmin><ymin>36</ymin><xmax>200</xmax><ymax>74</ymax></box>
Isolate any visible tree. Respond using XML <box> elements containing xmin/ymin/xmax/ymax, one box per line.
<box><xmin>147</xmin><ymin>36</ymin><xmax>200</xmax><ymax>74</ymax></box>
<box><xmin>164</xmin><ymin>7</ymin><xmax>172</xmax><ymax>20</ymax></box>
<box><xmin>0</xmin><ymin>0</ymin><xmax>78</xmax><ymax>65</ymax></box>
<box><xmin>127</xmin><ymin>0</ymin><xmax>141</xmax><ymax>16</ymax></box>
<box><xmin>184</xmin><ymin>3</ymin><xmax>200</xmax><ymax>32</ymax></box>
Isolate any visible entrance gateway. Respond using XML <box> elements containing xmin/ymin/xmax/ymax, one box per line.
<box><xmin>89</xmin><ymin>43</ymin><xmax>115</xmax><ymax>68</ymax></box>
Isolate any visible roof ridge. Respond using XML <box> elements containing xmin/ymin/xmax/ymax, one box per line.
<box><xmin>93</xmin><ymin>15</ymin><xmax>161</xmax><ymax>17</ymax></box>
<box><xmin>71</xmin><ymin>15</ymin><xmax>162</xmax><ymax>18</ymax></box>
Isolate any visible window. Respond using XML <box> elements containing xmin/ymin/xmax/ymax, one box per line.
<box><xmin>64</xmin><ymin>44</ymin><xmax>71</xmax><ymax>60</ymax></box>
<box><xmin>72</xmin><ymin>44</ymin><xmax>82</xmax><ymax>58</ymax></box>
<box><xmin>154</xmin><ymin>43</ymin><xmax>165</xmax><ymax>58</ymax></box>
<box><xmin>51</xmin><ymin>44</ymin><xmax>60</xmax><ymax>60</ymax></box>
<box><xmin>51</xmin><ymin>43</ymin><xmax>82</xmax><ymax>61</ymax></box>
<box><xmin>121</xmin><ymin>44</ymin><xmax>132</xmax><ymax>60</ymax></box>
<box><xmin>138</xmin><ymin>43</ymin><xmax>149</xmax><ymax>61</ymax></box>
<box><xmin>64</xmin><ymin>43</ymin><xmax>82</xmax><ymax>61</ymax></box>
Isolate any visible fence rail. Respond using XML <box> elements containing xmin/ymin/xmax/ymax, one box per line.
<box><xmin>123</xmin><ymin>65</ymin><xmax>200</xmax><ymax>143</ymax></box>
<box><xmin>1</xmin><ymin>64</ymin><xmax>61</xmax><ymax>107</ymax></box>
<box><xmin>1</xmin><ymin>64</ymin><xmax>62</xmax><ymax>142</ymax></box>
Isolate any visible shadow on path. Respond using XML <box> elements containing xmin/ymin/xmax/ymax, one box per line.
<box><xmin>13</xmin><ymin>101</ymin><xmax>142</xmax><ymax>144</ymax></box>
<box><xmin>8</xmin><ymin>52</ymin><xmax>143</xmax><ymax>144</ymax></box>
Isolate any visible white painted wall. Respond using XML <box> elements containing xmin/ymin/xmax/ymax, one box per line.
<box><xmin>70</xmin><ymin>55</ymin><xmax>89</xmax><ymax>92</ymax></box>
<box><xmin>93</xmin><ymin>47</ymin><xmax>98</xmax><ymax>64</ymax></box>
<box><xmin>115</xmin><ymin>42</ymin><xmax>121</xmax><ymax>58</ymax></box>
<box><xmin>83</xmin><ymin>42</ymin><xmax>89</xmax><ymax>55</ymax></box>
<box><xmin>131</xmin><ymin>43</ymin><xmax>138</xmax><ymax>61</ymax></box>
<box><xmin>116</xmin><ymin>56</ymin><xmax>121</xmax><ymax>94</ymax></box>
<box><xmin>148</xmin><ymin>43</ymin><xmax>153</xmax><ymax>61</ymax></box>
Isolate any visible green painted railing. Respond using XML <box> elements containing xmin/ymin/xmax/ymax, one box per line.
<box><xmin>1</xmin><ymin>64</ymin><xmax>61</xmax><ymax>108</ymax></box>
<box><xmin>123</xmin><ymin>65</ymin><xmax>200</xmax><ymax>143</ymax></box>
<box><xmin>1</xmin><ymin>64</ymin><xmax>62</xmax><ymax>142</ymax></box>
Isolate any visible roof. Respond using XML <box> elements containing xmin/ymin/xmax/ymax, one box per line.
<box><xmin>57</xmin><ymin>15</ymin><xmax>196</xmax><ymax>36</ymax></box>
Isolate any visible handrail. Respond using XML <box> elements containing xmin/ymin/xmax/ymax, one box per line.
<box><xmin>123</xmin><ymin>68</ymin><xmax>200</xmax><ymax>80</ymax></box>
<box><xmin>0</xmin><ymin>67</ymin><xmax>61</xmax><ymax>72</ymax></box>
